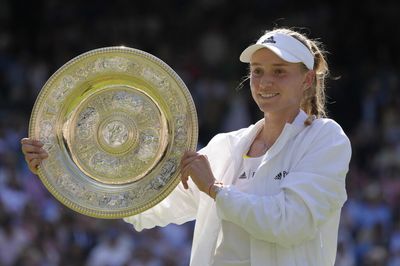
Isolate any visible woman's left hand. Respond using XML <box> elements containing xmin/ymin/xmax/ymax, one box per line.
<box><xmin>180</xmin><ymin>151</ymin><xmax>216</xmax><ymax>193</ymax></box>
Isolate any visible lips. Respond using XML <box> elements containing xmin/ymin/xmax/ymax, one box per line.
<box><xmin>259</xmin><ymin>92</ymin><xmax>279</xmax><ymax>99</ymax></box>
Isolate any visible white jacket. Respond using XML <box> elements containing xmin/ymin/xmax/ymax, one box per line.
<box><xmin>124</xmin><ymin>110</ymin><xmax>352</xmax><ymax>266</ymax></box>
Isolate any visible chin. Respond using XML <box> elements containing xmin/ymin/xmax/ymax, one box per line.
<box><xmin>257</xmin><ymin>105</ymin><xmax>277</xmax><ymax>114</ymax></box>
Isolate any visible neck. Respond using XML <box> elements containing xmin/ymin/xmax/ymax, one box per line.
<box><xmin>259</xmin><ymin>108</ymin><xmax>300</xmax><ymax>146</ymax></box>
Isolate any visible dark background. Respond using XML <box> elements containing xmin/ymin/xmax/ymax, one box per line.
<box><xmin>0</xmin><ymin>1</ymin><xmax>399</xmax><ymax>265</ymax></box>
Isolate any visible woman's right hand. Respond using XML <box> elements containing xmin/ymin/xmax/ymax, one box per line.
<box><xmin>21</xmin><ymin>138</ymin><xmax>49</xmax><ymax>175</ymax></box>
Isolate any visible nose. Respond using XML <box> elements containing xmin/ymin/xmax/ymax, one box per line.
<box><xmin>259</xmin><ymin>74</ymin><xmax>273</xmax><ymax>89</ymax></box>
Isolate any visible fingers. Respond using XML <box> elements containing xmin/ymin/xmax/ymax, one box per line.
<box><xmin>21</xmin><ymin>138</ymin><xmax>48</xmax><ymax>175</ymax></box>
<box><xmin>25</xmin><ymin>152</ymin><xmax>47</xmax><ymax>176</ymax></box>
<box><xmin>180</xmin><ymin>155</ymin><xmax>199</xmax><ymax>170</ymax></box>
<box><xmin>179</xmin><ymin>151</ymin><xmax>210</xmax><ymax>190</ymax></box>
<box><xmin>180</xmin><ymin>153</ymin><xmax>193</xmax><ymax>189</ymax></box>
<box><xmin>21</xmin><ymin>138</ymin><xmax>46</xmax><ymax>155</ymax></box>
<box><xmin>181</xmin><ymin>175</ymin><xmax>189</xmax><ymax>189</ymax></box>
<box><xmin>21</xmin><ymin>138</ymin><xmax>44</xmax><ymax>147</ymax></box>
<box><xmin>180</xmin><ymin>152</ymin><xmax>207</xmax><ymax>169</ymax></box>
<box><xmin>22</xmin><ymin>143</ymin><xmax>47</xmax><ymax>155</ymax></box>
<box><xmin>29</xmin><ymin>158</ymin><xmax>42</xmax><ymax>175</ymax></box>
<box><xmin>180</xmin><ymin>151</ymin><xmax>198</xmax><ymax>163</ymax></box>
<box><xmin>180</xmin><ymin>163</ymin><xmax>193</xmax><ymax>190</ymax></box>
<box><xmin>180</xmin><ymin>152</ymin><xmax>197</xmax><ymax>190</ymax></box>
<box><xmin>30</xmin><ymin>158</ymin><xmax>42</xmax><ymax>168</ymax></box>
<box><xmin>180</xmin><ymin>166</ymin><xmax>189</xmax><ymax>189</ymax></box>
<box><xmin>182</xmin><ymin>151</ymin><xmax>198</xmax><ymax>157</ymax></box>
<box><xmin>25</xmin><ymin>152</ymin><xmax>48</xmax><ymax>163</ymax></box>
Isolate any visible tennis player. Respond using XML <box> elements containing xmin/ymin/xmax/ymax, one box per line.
<box><xmin>22</xmin><ymin>27</ymin><xmax>351</xmax><ymax>266</ymax></box>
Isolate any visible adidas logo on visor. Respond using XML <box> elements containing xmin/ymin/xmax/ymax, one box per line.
<box><xmin>262</xmin><ymin>36</ymin><xmax>276</xmax><ymax>44</ymax></box>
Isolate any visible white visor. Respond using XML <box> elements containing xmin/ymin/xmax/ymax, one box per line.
<box><xmin>240</xmin><ymin>32</ymin><xmax>314</xmax><ymax>70</ymax></box>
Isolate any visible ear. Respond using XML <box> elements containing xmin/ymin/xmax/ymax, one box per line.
<box><xmin>302</xmin><ymin>70</ymin><xmax>315</xmax><ymax>91</ymax></box>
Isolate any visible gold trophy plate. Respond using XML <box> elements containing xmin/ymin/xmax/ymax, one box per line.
<box><xmin>29</xmin><ymin>47</ymin><xmax>198</xmax><ymax>218</ymax></box>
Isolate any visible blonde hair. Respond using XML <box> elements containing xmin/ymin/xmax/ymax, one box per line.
<box><xmin>262</xmin><ymin>28</ymin><xmax>329</xmax><ymax>125</ymax></box>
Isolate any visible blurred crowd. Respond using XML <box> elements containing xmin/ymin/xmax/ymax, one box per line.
<box><xmin>0</xmin><ymin>0</ymin><xmax>399</xmax><ymax>265</ymax></box>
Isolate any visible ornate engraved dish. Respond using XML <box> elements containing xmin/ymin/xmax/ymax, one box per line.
<box><xmin>29</xmin><ymin>47</ymin><xmax>198</xmax><ymax>218</ymax></box>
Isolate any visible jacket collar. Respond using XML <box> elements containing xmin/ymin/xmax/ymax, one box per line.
<box><xmin>235</xmin><ymin>109</ymin><xmax>308</xmax><ymax>150</ymax></box>
<box><xmin>226</xmin><ymin>109</ymin><xmax>308</xmax><ymax>184</ymax></box>
<box><xmin>286</xmin><ymin>109</ymin><xmax>308</xmax><ymax>133</ymax></box>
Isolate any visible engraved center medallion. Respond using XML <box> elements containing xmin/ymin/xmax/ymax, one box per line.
<box><xmin>97</xmin><ymin>113</ymin><xmax>138</xmax><ymax>155</ymax></box>
<box><xmin>102</xmin><ymin>121</ymin><xmax>128</xmax><ymax>147</ymax></box>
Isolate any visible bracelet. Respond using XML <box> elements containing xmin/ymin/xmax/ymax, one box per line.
<box><xmin>207</xmin><ymin>181</ymin><xmax>224</xmax><ymax>198</ymax></box>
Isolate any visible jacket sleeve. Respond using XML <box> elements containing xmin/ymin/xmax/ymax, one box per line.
<box><xmin>123</xmin><ymin>133</ymin><xmax>227</xmax><ymax>231</ymax></box>
<box><xmin>123</xmin><ymin>180</ymin><xmax>200</xmax><ymax>231</ymax></box>
<box><xmin>215</xmin><ymin>122</ymin><xmax>352</xmax><ymax>247</ymax></box>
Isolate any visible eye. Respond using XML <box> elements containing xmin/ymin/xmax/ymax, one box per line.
<box><xmin>273</xmin><ymin>68</ymin><xmax>286</xmax><ymax>76</ymax></box>
<box><xmin>251</xmin><ymin>67</ymin><xmax>263</xmax><ymax>77</ymax></box>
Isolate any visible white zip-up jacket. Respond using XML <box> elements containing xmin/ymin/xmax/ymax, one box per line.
<box><xmin>124</xmin><ymin>110</ymin><xmax>352</xmax><ymax>266</ymax></box>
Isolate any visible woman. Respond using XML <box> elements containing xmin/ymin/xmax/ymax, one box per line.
<box><xmin>22</xmin><ymin>28</ymin><xmax>351</xmax><ymax>265</ymax></box>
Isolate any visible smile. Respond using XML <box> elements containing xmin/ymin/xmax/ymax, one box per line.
<box><xmin>259</xmin><ymin>92</ymin><xmax>279</xmax><ymax>99</ymax></box>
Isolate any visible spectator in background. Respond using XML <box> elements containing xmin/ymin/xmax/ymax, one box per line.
<box><xmin>86</xmin><ymin>229</ymin><xmax>134</xmax><ymax>266</ymax></box>
<box><xmin>0</xmin><ymin>216</ymin><xmax>30</xmax><ymax>266</ymax></box>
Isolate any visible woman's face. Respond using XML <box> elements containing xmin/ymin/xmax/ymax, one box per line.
<box><xmin>249</xmin><ymin>48</ymin><xmax>312</xmax><ymax>116</ymax></box>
